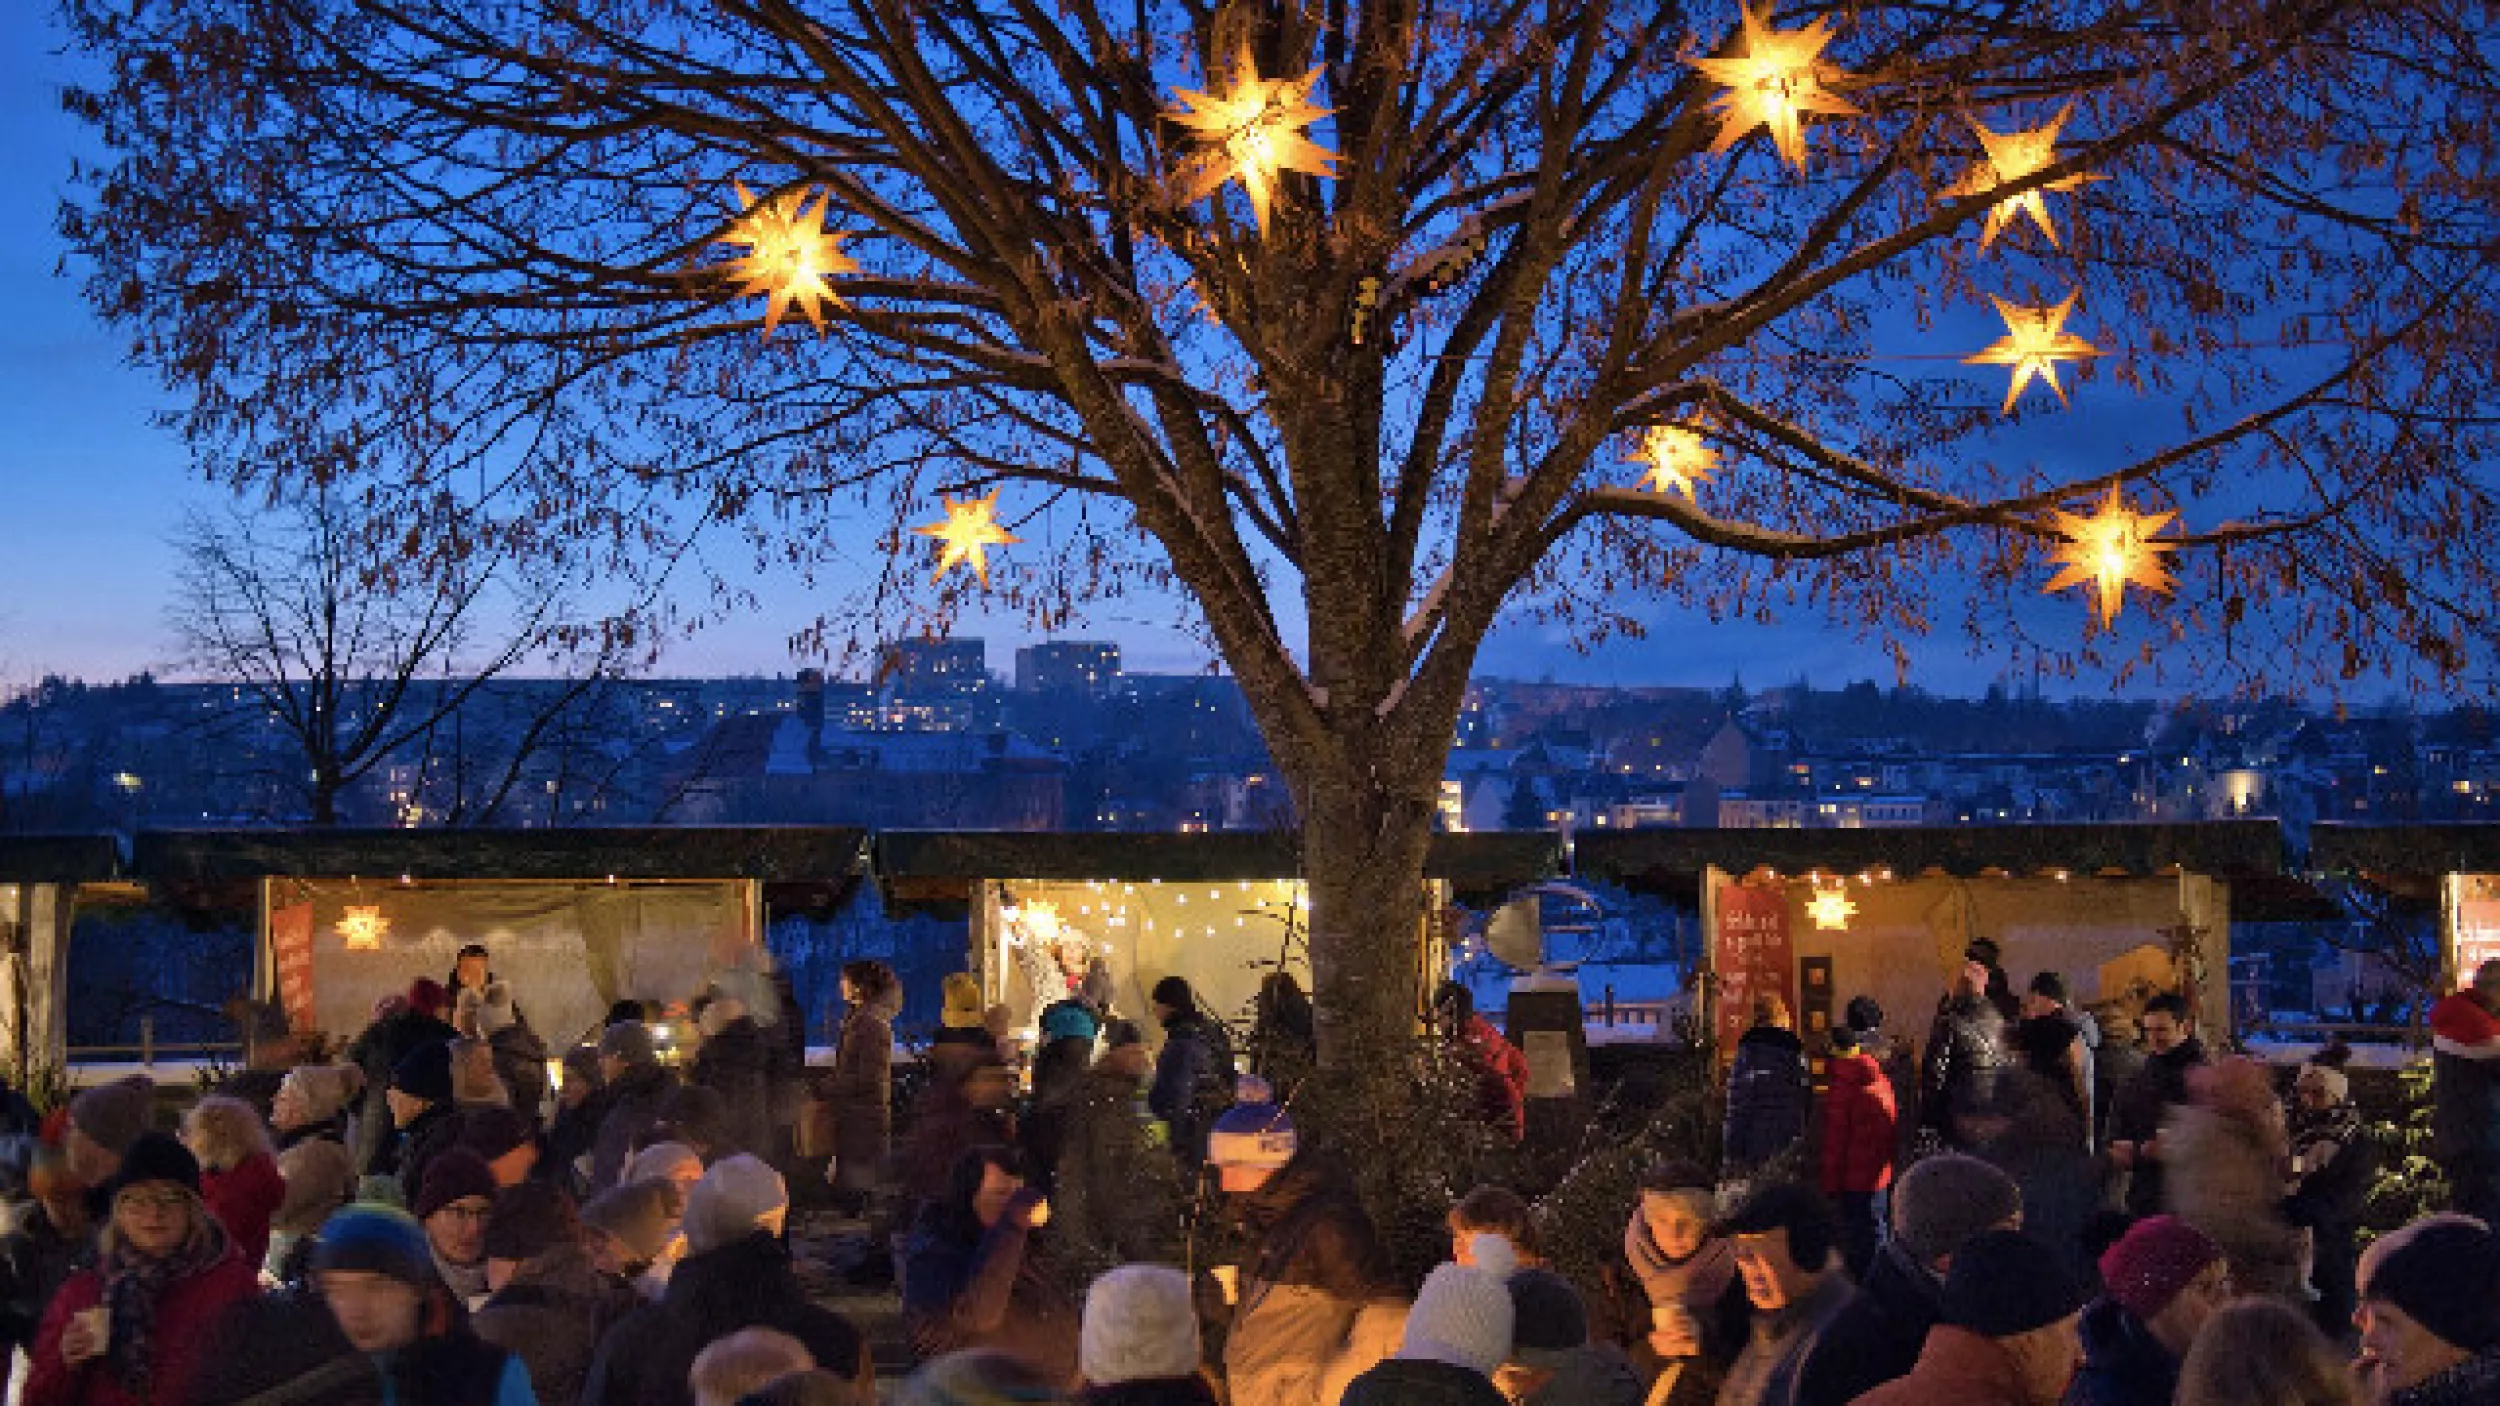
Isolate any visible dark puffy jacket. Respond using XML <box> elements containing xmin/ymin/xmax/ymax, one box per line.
<box><xmin>1820</xmin><ymin>1052</ymin><xmax>1897</xmax><ymax>1195</ymax></box>
<box><xmin>690</xmin><ymin>1015</ymin><xmax>778</xmax><ymax>1158</ymax></box>
<box><xmin>2061</xmin><ymin>1297</ymin><xmax>2178</xmax><ymax>1406</ymax></box>
<box><xmin>588</xmin><ymin>1062</ymin><xmax>677</xmax><ymax>1194</ymax></box>
<box><xmin>1722</xmin><ymin>1025</ymin><xmax>1809</xmax><ymax>1172</ymax></box>
<box><xmin>489</xmin><ymin>1024</ymin><xmax>551</xmax><ymax>1125</ymax></box>
<box><xmin>1792</xmin><ymin>1240</ymin><xmax>1939</xmax><ymax>1406</ymax></box>
<box><xmin>1053</xmin><ymin>1065</ymin><xmax>1178</xmax><ymax>1271</ymax></box>
<box><xmin>1920</xmin><ymin>996</ymin><xmax>2005</xmax><ymax>1147</ymax></box>
<box><xmin>822</xmin><ymin>991</ymin><xmax>897</xmax><ymax>1194</ymax></box>
<box><xmin>1340</xmin><ymin>1359</ymin><xmax>1507</xmax><ymax>1406</ymax></box>
<box><xmin>471</xmin><ymin>1244</ymin><xmax>642</xmax><ymax>1406</ymax></box>
<box><xmin>0</xmin><ymin>1209</ymin><xmax>92</xmax><ymax>1359</ymax></box>
<box><xmin>2104</xmin><ymin>1038</ymin><xmax>2205</xmax><ymax>1216</ymax></box>
<box><xmin>1148</xmin><ymin>1010</ymin><xmax>1233</xmax><ymax>1163</ymax></box>
<box><xmin>583</xmin><ymin>1232</ymin><xmax>865</xmax><ymax>1406</ymax></box>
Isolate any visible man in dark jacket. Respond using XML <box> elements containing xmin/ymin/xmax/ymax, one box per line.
<box><xmin>1922</xmin><ymin>964</ymin><xmax>2007</xmax><ymax>1151</ymax></box>
<box><xmin>589</xmin><ymin>1020</ymin><xmax>678</xmax><ymax>1194</ymax></box>
<box><xmin>1724</xmin><ymin>996</ymin><xmax>1810</xmax><ymax>1176</ymax></box>
<box><xmin>346</xmin><ymin>982</ymin><xmax>459</xmax><ymax>1170</ymax></box>
<box><xmin>582</xmin><ymin>1156</ymin><xmax>867</xmax><ymax>1406</ymax></box>
<box><xmin>1793</xmin><ymin>1153</ymin><xmax>2022</xmax><ymax>1406</ymax></box>
<box><xmin>690</xmin><ymin>996</ymin><xmax>780</xmax><ymax>1160</ymax></box>
<box><xmin>1715</xmin><ymin>1183</ymin><xmax>1852</xmax><ymax>1406</ymax></box>
<box><xmin>374</xmin><ymin>1039</ymin><xmax>460</xmax><ymax>1191</ymax></box>
<box><xmin>2015</xmin><ymin>972</ymin><xmax>2096</xmax><ymax>1148</ymax></box>
<box><xmin>2065</xmin><ymin>1215</ymin><xmax>2227</xmax><ymax>1406</ymax></box>
<box><xmin>1053</xmin><ymin>1022</ymin><xmax>1177</xmax><ymax>1272</ymax></box>
<box><xmin>1147</xmin><ymin>976</ymin><xmax>1234</xmax><ymax>1167</ymax></box>
<box><xmin>2102</xmin><ymin>993</ymin><xmax>2205</xmax><ymax>1217</ymax></box>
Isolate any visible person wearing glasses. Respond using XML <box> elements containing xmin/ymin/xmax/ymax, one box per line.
<box><xmin>413</xmin><ymin>1149</ymin><xmax>501</xmax><ymax>1309</ymax></box>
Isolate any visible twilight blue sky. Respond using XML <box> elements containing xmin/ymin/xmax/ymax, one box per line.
<box><xmin>0</xmin><ymin>7</ymin><xmax>2197</xmax><ymax>698</ymax></box>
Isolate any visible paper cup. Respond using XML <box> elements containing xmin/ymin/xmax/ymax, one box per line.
<box><xmin>1026</xmin><ymin>1196</ymin><xmax>1051</xmax><ymax>1228</ymax></box>
<box><xmin>1211</xmin><ymin>1264</ymin><xmax>1240</xmax><ymax>1305</ymax></box>
<box><xmin>75</xmin><ymin>1306</ymin><xmax>109</xmax><ymax>1351</ymax></box>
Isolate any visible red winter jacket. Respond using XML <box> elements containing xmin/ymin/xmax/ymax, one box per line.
<box><xmin>202</xmin><ymin>1153</ymin><xmax>286</xmax><ymax>1270</ymax></box>
<box><xmin>1457</xmin><ymin>1016</ymin><xmax>1529</xmax><ymax>1141</ymax></box>
<box><xmin>1821</xmin><ymin>1051</ymin><xmax>1900</xmax><ymax>1195</ymax></box>
<box><xmin>24</xmin><ymin>1246</ymin><xmax>259</xmax><ymax>1406</ymax></box>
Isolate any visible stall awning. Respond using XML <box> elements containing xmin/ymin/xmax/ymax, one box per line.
<box><xmin>2309</xmin><ymin>823</ymin><xmax>2500</xmax><ymax>877</ymax></box>
<box><xmin>873</xmin><ymin>829</ymin><xmax>1563</xmax><ymax>908</ymax></box>
<box><xmin>0</xmin><ymin>834</ymin><xmax>123</xmax><ymax>884</ymax></box>
<box><xmin>132</xmin><ymin>826</ymin><xmax>869</xmax><ymax>885</ymax></box>
<box><xmin>1577</xmin><ymin>820</ymin><xmax>2285</xmax><ymax>892</ymax></box>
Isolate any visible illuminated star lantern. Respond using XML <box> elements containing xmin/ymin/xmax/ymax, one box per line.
<box><xmin>1690</xmin><ymin>8</ymin><xmax>1860</xmax><ymax>173</ymax></box>
<box><xmin>2041</xmin><ymin>485</ymin><xmax>2179</xmax><ymax>627</ymax></box>
<box><xmin>914</xmin><ymin>491</ymin><xmax>1021</xmax><ymax>586</ymax></box>
<box><xmin>1805</xmin><ymin>882</ymin><xmax>1858</xmax><ymax>931</ymax></box>
<box><xmin>1965</xmin><ymin>293</ymin><xmax>2101</xmax><ymax>414</ymax></box>
<box><xmin>336</xmin><ymin>905</ymin><xmax>390</xmax><ymax>951</ymax></box>
<box><xmin>716</xmin><ymin>182</ymin><xmax>858</xmax><ymax>335</ymax></box>
<box><xmin>1019</xmin><ymin>901</ymin><xmax>1064</xmax><ymax>944</ymax></box>
<box><xmin>1947</xmin><ymin>105</ymin><xmax>2104</xmax><ymax>250</ymax></box>
<box><xmin>1627</xmin><ymin>422</ymin><xmax>1721</xmax><ymax>499</ymax></box>
<box><xmin>1165</xmin><ymin>45</ymin><xmax>1340</xmax><ymax>234</ymax></box>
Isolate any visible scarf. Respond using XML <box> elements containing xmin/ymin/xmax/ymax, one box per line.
<box><xmin>1623</xmin><ymin>1208</ymin><xmax>1737</xmax><ymax>1317</ymax></box>
<box><xmin>103</xmin><ymin>1213</ymin><xmax>229</xmax><ymax>1394</ymax></box>
<box><xmin>2289</xmin><ymin>1099</ymin><xmax>2362</xmax><ymax>1175</ymax></box>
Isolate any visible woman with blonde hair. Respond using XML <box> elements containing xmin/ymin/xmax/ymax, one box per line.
<box><xmin>182</xmin><ymin>1094</ymin><xmax>284</xmax><ymax>1268</ymax></box>
<box><xmin>2176</xmin><ymin>1297</ymin><xmax>2360</xmax><ymax>1406</ymax></box>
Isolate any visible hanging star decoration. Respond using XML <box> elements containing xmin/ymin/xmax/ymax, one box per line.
<box><xmin>1626</xmin><ymin>422</ymin><xmax>1721</xmax><ymax>499</ymax></box>
<box><xmin>716</xmin><ymin>182</ymin><xmax>858</xmax><ymax>335</ymax></box>
<box><xmin>1965</xmin><ymin>293</ymin><xmax>2101</xmax><ymax>413</ymax></box>
<box><xmin>1165</xmin><ymin>44</ymin><xmax>1340</xmax><ymax>233</ymax></box>
<box><xmin>2041</xmin><ymin>485</ymin><xmax>2178</xmax><ymax>627</ymax></box>
<box><xmin>914</xmin><ymin>491</ymin><xmax>1021</xmax><ymax>586</ymax></box>
<box><xmin>337</xmin><ymin>905</ymin><xmax>390</xmax><ymax>951</ymax></box>
<box><xmin>1946</xmin><ymin>105</ymin><xmax>2103</xmax><ymax>250</ymax></box>
<box><xmin>1690</xmin><ymin>7</ymin><xmax>1860</xmax><ymax>173</ymax></box>
<box><xmin>1805</xmin><ymin>881</ymin><xmax>1858</xmax><ymax>931</ymax></box>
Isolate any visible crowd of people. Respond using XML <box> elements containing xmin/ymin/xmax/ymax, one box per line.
<box><xmin>0</xmin><ymin>940</ymin><xmax>2494</xmax><ymax>1406</ymax></box>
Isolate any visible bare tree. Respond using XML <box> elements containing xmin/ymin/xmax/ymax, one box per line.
<box><xmin>61</xmin><ymin>0</ymin><xmax>2500</xmax><ymax>1065</ymax></box>
<box><xmin>170</xmin><ymin>485</ymin><xmax>622</xmax><ymax>825</ymax></box>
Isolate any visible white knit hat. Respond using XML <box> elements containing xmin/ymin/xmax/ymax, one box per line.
<box><xmin>1396</xmin><ymin>1234</ymin><xmax>1518</xmax><ymax>1377</ymax></box>
<box><xmin>682</xmin><ymin>1154</ymin><xmax>788</xmax><ymax>1254</ymax></box>
<box><xmin>1080</xmin><ymin>1264</ymin><xmax>1202</xmax><ymax>1385</ymax></box>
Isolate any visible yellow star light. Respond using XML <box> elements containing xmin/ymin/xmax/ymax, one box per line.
<box><xmin>2041</xmin><ymin>485</ymin><xmax>2178</xmax><ymax>627</ymax></box>
<box><xmin>717</xmin><ymin>182</ymin><xmax>859</xmax><ymax>335</ymax></box>
<box><xmin>1165</xmin><ymin>45</ymin><xmax>1340</xmax><ymax>234</ymax></box>
<box><xmin>914</xmin><ymin>491</ymin><xmax>1021</xmax><ymax>587</ymax></box>
<box><xmin>1946</xmin><ymin>105</ymin><xmax>2103</xmax><ymax>250</ymax></box>
<box><xmin>336</xmin><ymin>905</ymin><xmax>390</xmax><ymax>951</ymax></box>
<box><xmin>1626</xmin><ymin>422</ymin><xmax>1721</xmax><ymax>499</ymax></box>
<box><xmin>1805</xmin><ymin>882</ymin><xmax>1858</xmax><ymax>931</ymax></box>
<box><xmin>1965</xmin><ymin>293</ymin><xmax>2101</xmax><ymax>414</ymax></box>
<box><xmin>1689</xmin><ymin>8</ymin><xmax>1860</xmax><ymax>173</ymax></box>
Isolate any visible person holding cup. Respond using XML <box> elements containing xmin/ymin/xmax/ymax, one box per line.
<box><xmin>1621</xmin><ymin>1159</ymin><xmax>1746</xmax><ymax>1405</ymax></box>
<box><xmin>900</xmin><ymin>1145</ymin><xmax>1080</xmax><ymax>1387</ymax></box>
<box><xmin>24</xmin><ymin>1131</ymin><xmax>260</xmax><ymax>1406</ymax></box>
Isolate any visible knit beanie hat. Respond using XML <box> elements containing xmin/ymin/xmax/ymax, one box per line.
<box><xmin>1890</xmin><ymin>1152</ymin><xmax>2023</xmax><ymax>1264</ymax></box>
<box><xmin>2297</xmin><ymin>1062</ymin><xmax>2350</xmax><ymax>1104</ymax></box>
<box><xmin>280</xmin><ymin>1064</ymin><xmax>359</xmax><ymax>1125</ymax></box>
<box><xmin>582</xmin><ymin>1179</ymin><xmax>683</xmax><ymax>1264</ymax></box>
<box><xmin>413</xmin><ymin>1148</ymin><xmax>498</xmax><ymax>1221</ymax></box>
<box><xmin>457</xmin><ymin>1106</ymin><xmax>536</xmax><ymax>1163</ymax></box>
<box><xmin>1397</xmin><ymin>1234</ymin><xmax>1518</xmax><ymax>1376</ymax></box>
<box><xmin>625</xmin><ymin>1141</ymin><xmax>704</xmax><ymax>1188</ymax></box>
<box><xmin>1080</xmin><ymin>1264</ymin><xmax>1202</xmax><ymax>1385</ymax></box>
<box><xmin>1040</xmin><ymin>1001</ymin><xmax>1100</xmax><ymax>1044</ymax></box>
<box><xmin>1206</xmin><ymin>1076</ymin><xmax>1297</xmax><ymax>1170</ymax></box>
<box><xmin>483</xmin><ymin>1181</ymin><xmax>580</xmax><ymax>1263</ymax></box>
<box><xmin>2363</xmin><ymin>1220</ymin><xmax>2500</xmax><ymax>1352</ymax></box>
<box><xmin>2099</xmin><ymin>1215</ymin><xmax>2225</xmax><ymax>1323</ymax></box>
<box><xmin>391</xmin><ymin>1040</ymin><xmax>455</xmax><ymax>1103</ymax></box>
<box><xmin>1943</xmin><ymin>1230</ymin><xmax>2083</xmax><ymax>1338</ymax></box>
<box><xmin>1101</xmin><ymin>1019</ymin><xmax>1146</xmax><ymax>1050</ymax></box>
<box><xmin>598</xmin><ymin>1019</ymin><xmax>659</xmax><ymax>1067</ymax></box>
<box><xmin>940</xmin><ymin>974</ymin><xmax>986</xmax><ymax>1030</ymax></box>
<box><xmin>1151</xmin><ymin>976</ymin><xmax>1195</xmax><ymax>1011</ymax></box>
<box><xmin>70</xmin><ymin>1075</ymin><xmax>156</xmax><ymax>1156</ymax></box>
<box><xmin>1845</xmin><ymin>996</ymin><xmax>1885</xmax><ymax>1032</ymax></box>
<box><xmin>102</xmin><ymin>1131</ymin><xmax>201</xmax><ymax>1203</ymax></box>
<box><xmin>312</xmin><ymin>1204</ymin><xmax>437</xmax><ymax>1286</ymax></box>
<box><xmin>476</xmin><ymin>982</ymin><xmax>518</xmax><ymax>1037</ymax></box>
<box><xmin>1506</xmin><ymin>1269</ymin><xmax>1592</xmax><ymax>1369</ymax></box>
<box><xmin>274</xmin><ymin>1138</ymin><xmax>361</xmax><ymax>1236</ymax></box>
<box><xmin>684</xmin><ymin>1154</ymin><xmax>788</xmax><ymax>1254</ymax></box>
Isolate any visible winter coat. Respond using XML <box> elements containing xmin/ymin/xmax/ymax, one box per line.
<box><xmin>1340</xmin><ymin>1359</ymin><xmax>1508</xmax><ymax>1406</ymax></box>
<box><xmin>1845</xmin><ymin>1324</ymin><xmax>2035</xmax><ymax>1406</ymax></box>
<box><xmin>543</xmin><ymin>1086</ymin><xmax>612</xmax><ymax>1195</ymax></box>
<box><xmin>2015</xmin><ymin>1008</ymin><xmax>2096</xmax><ymax>1143</ymax></box>
<box><xmin>582</xmin><ymin>1232</ymin><xmax>866</xmax><ymax>1406</ymax></box>
<box><xmin>1920</xmin><ymin>996</ymin><xmax>2006</xmax><ymax>1148</ymax></box>
<box><xmin>1053</xmin><ymin>1065</ymin><xmax>1177</xmax><ymax>1271</ymax></box>
<box><xmin>2389</xmin><ymin>1352</ymin><xmax>2500</xmax><ymax>1406</ymax></box>
<box><xmin>2061</xmin><ymin>1298</ymin><xmax>2178</xmax><ymax>1406</ymax></box>
<box><xmin>1620</xmin><ymin>1209</ymin><xmax>1748</xmax><ymax>1405</ymax></box>
<box><xmin>2159</xmin><ymin>1101</ymin><xmax>2302</xmax><ymax>1300</ymax></box>
<box><xmin>2285</xmin><ymin>1097</ymin><xmax>2375</xmax><ymax>1330</ymax></box>
<box><xmin>374</xmin><ymin>1323</ymin><xmax>536</xmax><ymax>1406</ymax></box>
<box><xmin>901</xmin><ymin>1191</ymin><xmax>1079</xmax><ymax>1384</ymax></box>
<box><xmin>489</xmin><ymin>1024</ymin><xmax>551</xmax><ymax>1126</ymax></box>
<box><xmin>2431</xmin><ymin>991</ymin><xmax>2500</xmax><ymax>1162</ymax></box>
<box><xmin>1723</xmin><ymin>1026</ymin><xmax>1811</xmax><ymax>1173</ymax></box>
<box><xmin>1081</xmin><ymin>1378</ymin><xmax>1221</xmax><ymax>1406</ymax></box>
<box><xmin>347</xmin><ymin>1011</ymin><xmax>457</xmax><ymax>1170</ymax></box>
<box><xmin>202</xmin><ymin>1152</ymin><xmax>287</xmax><ymax>1271</ymax></box>
<box><xmin>470</xmin><ymin>1244</ymin><xmax>641</xmax><ymax>1406</ymax></box>
<box><xmin>0</xmin><ymin>1207</ymin><xmax>93</xmax><ymax>1358</ymax></box>
<box><xmin>1020</xmin><ymin>1039</ymin><xmax>1096</xmax><ymax>1187</ymax></box>
<box><xmin>2092</xmin><ymin>1041</ymin><xmax>2144</xmax><ymax>1151</ymax></box>
<box><xmin>1452</xmin><ymin>1015</ymin><xmax>1529</xmax><ymax>1142</ymax></box>
<box><xmin>823</xmin><ymin>989</ymin><xmax>898</xmax><ymax>1193</ymax></box>
<box><xmin>24</xmin><ymin>1243</ymin><xmax>260</xmax><ymax>1406</ymax></box>
<box><xmin>903</xmin><ymin>1085</ymin><xmax>1016</xmax><ymax>1203</ymax></box>
<box><xmin>689</xmin><ymin>1015</ymin><xmax>777</xmax><ymax>1159</ymax></box>
<box><xmin>1973</xmin><ymin>1071</ymin><xmax>2101</xmax><ymax>1287</ymax></box>
<box><xmin>372</xmin><ymin>1100</ymin><xmax>458</xmax><ymax>1190</ymax></box>
<box><xmin>1148</xmin><ymin>1009</ymin><xmax>1234</xmax><ymax>1164</ymax></box>
<box><xmin>1223</xmin><ymin>1156</ymin><xmax>1393</xmax><ymax>1406</ymax></box>
<box><xmin>1820</xmin><ymin>1052</ymin><xmax>1898</xmax><ymax>1195</ymax></box>
<box><xmin>1511</xmin><ymin>1345</ymin><xmax>1644</xmax><ymax>1406</ymax></box>
<box><xmin>2105</xmin><ymin>1038</ymin><xmax>2205</xmax><ymax>1217</ymax></box>
<box><xmin>1715</xmin><ymin>1268</ymin><xmax>1851</xmax><ymax>1406</ymax></box>
<box><xmin>1793</xmin><ymin>1241</ymin><xmax>1942</xmax><ymax>1406</ymax></box>
<box><xmin>186</xmin><ymin>1292</ymin><xmax>386</xmax><ymax>1406</ymax></box>
<box><xmin>588</xmin><ymin>1063</ymin><xmax>677</xmax><ymax>1195</ymax></box>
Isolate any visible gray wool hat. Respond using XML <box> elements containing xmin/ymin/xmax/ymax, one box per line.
<box><xmin>1890</xmin><ymin>1152</ymin><xmax>2023</xmax><ymax>1265</ymax></box>
<box><xmin>70</xmin><ymin>1076</ymin><xmax>156</xmax><ymax>1156</ymax></box>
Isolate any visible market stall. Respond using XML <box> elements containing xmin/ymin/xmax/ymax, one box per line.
<box><xmin>0</xmin><ymin>833</ymin><xmax>121</xmax><ymax>1074</ymax></box>
<box><xmin>2310</xmin><ymin>823</ymin><xmax>2500</xmax><ymax>989</ymax></box>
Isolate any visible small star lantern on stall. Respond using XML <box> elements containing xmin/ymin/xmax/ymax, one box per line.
<box><xmin>337</xmin><ymin>905</ymin><xmax>390</xmax><ymax>951</ymax></box>
<box><xmin>1691</xmin><ymin>7</ymin><xmax>1860</xmax><ymax>173</ymax></box>
<box><xmin>1805</xmin><ymin>881</ymin><xmax>1858</xmax><ymax>931</ymax></box>
<box><xmin>1166</xmin><ymin>45</ymin><xmax>1340</xmax><ymax>234</ymax></box>
<box><xmin>717</xmin><ymin>182</ymin><xmax>858</xmax><ymax>335</ymax></box>
<box><xmin>2041</xmin><ymin>485</ymin><xmax>2178</xmax><ymax>627</ymax></box>
<box><xmin>1627</xmin><ymin>422</ymin><xmax>1721</xmax><ymax>499</ymax></box>
<box><xmin>1947</xmin><ymin>105</ymin><xmax>2103</xmax><ymax>250</ymax></box>
<box><xmin>914</xmin><ymin>491</ymin><xmax>1021</xmax><ymax>586</ymax></box>
<box><xmin>1966</xmin><ymin>293</ymin><xmax>2100</xmax><ymax>413</ymax></box>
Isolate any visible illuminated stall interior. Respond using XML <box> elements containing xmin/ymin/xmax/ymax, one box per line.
<box><xmin>986</xmin><ymin>878</ymin><xmax>1312</xmax><ymax>1040</ymax></box>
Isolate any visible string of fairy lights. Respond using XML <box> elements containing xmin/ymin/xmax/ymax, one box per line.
<box><xmin>708</xmin><ymin>6</ymin><xmax>2182</xmax><ymax>629</ymax></box>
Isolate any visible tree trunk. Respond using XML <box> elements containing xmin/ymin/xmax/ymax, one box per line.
<box><xmin>1296</xmin><ymin>759</ymin><xmax>1443</xmax><ymax>1066</ymax></box>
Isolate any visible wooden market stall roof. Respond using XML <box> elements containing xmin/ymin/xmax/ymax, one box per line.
<box><xmin>1576</xmin><ymin>820</ymin><xmax>2287</xmax><ymax>891</ymax></box>
<box><xmin>873</xmin><ymin>829</ymin><xmax>1564</xmax><ymax>907</ymax></box>
<box><xmin>0</xmin><ymin>833</ymin><xmax>124</xmax><ymax>884</ymax></box>
<box><xmin>130</xmin><ymin>826</ymin><xmax>869</xmax><ymax>885</ymax></box>
<box><xmin>2308</xmin><ymin>823</ymin><xmax>2500</xmax><ymax>877</ymax></box>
